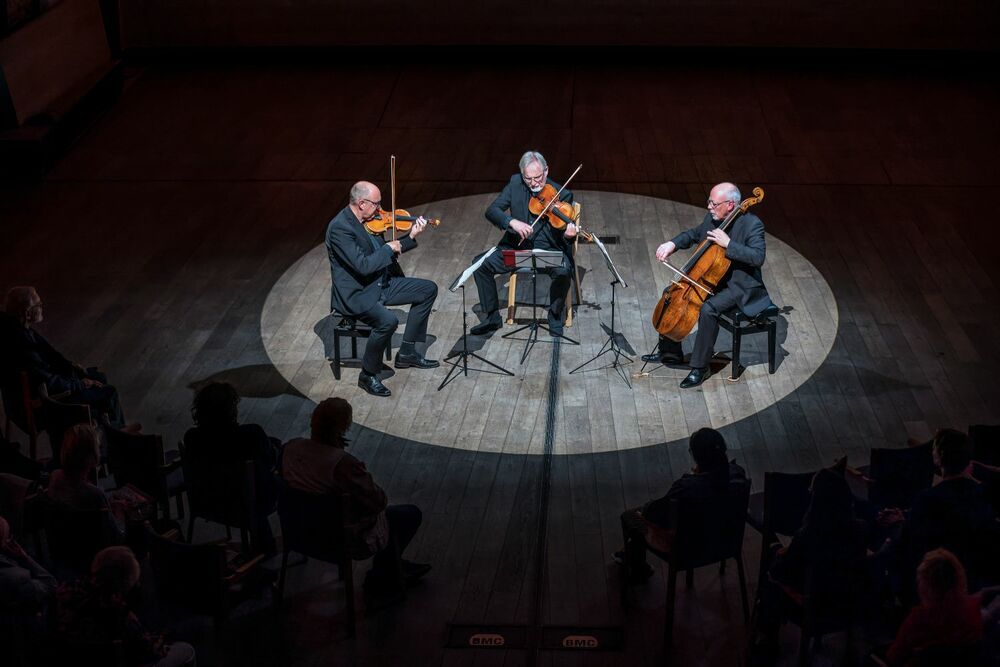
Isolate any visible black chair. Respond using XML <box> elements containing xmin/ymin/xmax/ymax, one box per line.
<box><xmin>624</xmin><ymin>484</ymin><xmax>752</xmax><ymax>648</ymax></box>
<box><xmin>322</xmin><ymin>310</ymin><xmax>392</xmax><ymax>381</ymax></box>
<box><xmin>178</xmin><ymin>442</ymin><xmax>258</xmax><ymax>554</ymax></box>
<box><xmin>970</xmin><ymin>424</ymin><xmax>1000</xmax><ymax>467</ymax></box>
<box><xmin>276</xmin><ymin>479</ymin><xmax>378</xmax><ymax>637</ymax></box>
<box><xmin>750</xmin><ymin>470</ymin><xmax>814</xmax><ymax>583</ymax></box>
<box><xmin>146</xmin><ymin>524</ymin><xmax>266</xmax><ymax>628</ymax></box>
<box><xmin>782</xmin><ymin>560</ymin><xmax>867</xmax><ymax>667</ymax></box>
<box><xmin>105</xmin><ymin>427</ymin><xmax>185</xmax><ymax>520</ymax></box>
<box><xmin>717</xmin><ymin>304</ymin><xmax>780</xmax><ymax>380</ymax></box>
<box><xmin>867</xmin><ymin>442</ymin><xmax>935</xmax><ymax>509</ymax></box>
<box><xmin>971</xmin><ymin>462</ymin><xmax>1000</xmax><ymax>519</ymax></box>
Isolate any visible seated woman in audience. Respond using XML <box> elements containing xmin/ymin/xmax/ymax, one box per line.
<box><xmin>183</xmin><ymin>382</ymin><xmax>279</xmax><ymax>553</ymax></box>
<box><xmin>0</xmin><ymin>515</ymin><xmax>56</xmax><ymax>614</ymax></box>
<box><xmin>750</xmin><ymin>464</ymin><xmax>868</xmax><ymax>657</ymax></box>
<box><xmin>882</xmin><ymin>548</ymin><xmax>983</xmax><ymax>666</ymax></box>
<box><xmin>47</xmin><ymin>424</ymin><xmax>127</xmax><ymax>542</ymax></box>
<box><xmin>55</xmin><ymin>546</ymin><xmax>196</xmax><ymax>667</ymax></box>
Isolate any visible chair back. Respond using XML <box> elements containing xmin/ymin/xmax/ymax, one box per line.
<box><xmin>971</xmin><ymin>462</ymin><xmax>1000</xmax><ymax>519</ymax></box>
<box><xmin>762</xmin><ymin>470</ymin><xmax>814</xmax><ymax>538</ymax></box>
<box><xmin>869</xmin><ymin>442</ymin><xmax>935</xmax><ymax>509</ymax></box>
<box><xmin>179</xmin><ymin>440</ymin><xmax>256</xmax><ymax>532</ymax></box>
<box><xmin>147</xmin><ymin>527</ymin><xmax>228</xmax><ymax>616</ymax></box>
<box><xmin>106</xmin><ymin>428</ymin><xmax>166</xmax><ymax>503</ymax></box>
<box><xmin>277</xmin><ymin>477</ymin><xmax>349</xmax><ymax>564</ymax></box>
<box><xmin>671</xmin><ymin>481</ymin><xmax>751</xmax><ymax>570</ymax></box>
<box><xmin>970</xmin><ymin>424</ymin><xmax>1000</xmax><ymax>467</ymax></box>
<box><xmin>44</xmin><ymin>500</ymin><xmax>116</xmax><ymax>573</ymax></box>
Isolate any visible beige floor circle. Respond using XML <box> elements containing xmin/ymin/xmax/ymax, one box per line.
<box><xmin>261</xmin><ymin>191</ymin><xmax>838</xmax><ymax>455</ymax></box>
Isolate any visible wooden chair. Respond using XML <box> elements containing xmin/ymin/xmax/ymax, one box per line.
<box><xmin>146</xmin><ymin>523</ymin><xmax>266</xmax><ymax>629</ymax></box>
<box><xmin>178</xmin><ymin>442</ymin><xmax>258</xmax><ymax>554</ymax></box>
<box><xmin>623</xmin><ymin>484</ymin><xmax>751</xmax><ymax>648</ymax></box>
<box><xmin>276</xmin><ymin>479</ymin><xmax>387</xmax><ymax>637</ymax></box>
<box><xmin>717</xmin><ymin>304</ymin><xmax>781</xmax><ymax>380</ymax></box>
<box><xmin>105</xmin><ymin>427</ymin><xmax>185</xmax><ymax>520</ymax></box>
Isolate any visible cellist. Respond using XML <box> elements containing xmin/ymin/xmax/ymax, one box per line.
<box><xmin>647</xmin><ymin>182</ymin><xmax>774</xmax><ymax>388</ymax></box>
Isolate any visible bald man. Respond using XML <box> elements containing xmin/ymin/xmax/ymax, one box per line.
<box><xmin>326</xmin><ymin>181</ymin><xmax>439</xmax><ymax>397</ymax></box>
<box><xmin>649</xmin><ymin>182</ymin><xmax>774</xmax><ymax>388</ymax></box>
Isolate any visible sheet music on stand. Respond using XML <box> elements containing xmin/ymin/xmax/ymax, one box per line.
<box><xmin>589</xmin><ymin>234</ymin><xmax>627</xmax><ymax>288</ymax></box>
<box><xmin>450</xmin><ymin>247</ymin><xmax>496</xmax><ymax>292</ymax></box>
<box><xmin>502</xmin><ymin>249</ymin><xmax>564</xmax><ymax>269</ymax></box>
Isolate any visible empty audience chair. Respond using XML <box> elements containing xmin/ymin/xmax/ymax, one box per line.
<box><xmin>105</xmin><ymin>427</ymin><xmax>185</xmax><ymax>520</ymax></box>
<box><xmin>146</xmin><ymin>524</ymin><xmax>267</xmax><ymax>629</ymax></box>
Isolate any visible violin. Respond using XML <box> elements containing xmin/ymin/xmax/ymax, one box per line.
<box><xmin>364</xmin><ymin>209</ymin><xmax>441</xmax><ymax>236</ymax></box>
<box><xmin>527</xmin><ymin>183</ymin><xmax>595</xmax><ymax>241</ymax></box>
<box><xmin>651</xmin><ymin>187</ymin><xmax>765</xmax><ymax>341</ymax></box>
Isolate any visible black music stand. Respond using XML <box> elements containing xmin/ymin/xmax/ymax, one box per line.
<box><xmin>569</xmin><ymin>233</ymin><xmax>633</xmax><ymax>387</ymax></box>
<box><xmin>501</xmin><ymin>249</ymin><xmax>579</xmax><ymax>365</ymax></box>
<box><xmin>439</xmin><ymin>250</ymin><xmax>515</xmax><ymax>391</ymax></box>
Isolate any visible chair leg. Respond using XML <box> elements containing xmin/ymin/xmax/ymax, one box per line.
<box><xmin>277</xmin><ymin>550</ymin><xmax>289</xmax><ymax>605</ymax></box>
<box><xmin>333</xmin><ymin>331</ymin><xmax>342</xmax><ymax>380</ymax></box>
<box><xmin>343</xmin><ymin>557</ymin><xmax>356</xmax><ymax>638</ymax></box>
<box><xmin>187</xmin><ymin>515</ymin><xmax>195</xmax><ymax>543</ymax></box>
<box><xmin>767</xmin><ymin>319</ymin><xmax>777</xmax><ymax>374</ymax></box>
<box><xmin>506</xmin><ymin>274</ymin><xmax>517</xmax><ymax>324</ymax></box>
<box><xmin>736</xmin><ymin>555</ymin><xmax>750</xmax><ymax>623</ymax></box>
<box><xmin>664</xmin><ymin>567</ymin><xmax>678</xmax><ymax>648</ymax></box>
<box><xmin>731</xmin><ymin>327</ymin><xmax>743</xmax><ymax>380</ymax></box>
<box><xmin>174</xmin><ymin>492</ymin><xmax>184</xmax><ymax>520</ymax></box>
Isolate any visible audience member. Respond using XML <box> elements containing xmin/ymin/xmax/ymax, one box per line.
<box><xmin>47</xmin><ymin>424</ymin><xmax>126</xmax><ymax>542</ymax></box>
<box><xmin>55</xmin><ymin>546</ymin><xmax>196</xmax><ymax>667</ymax></box>
<box><xmin>751</xmin><ymin>464</ymin><xmax>868</xmax><ymax>658</ymax></box>
<box><xmin>1</xmin><ymin>286</ymin><xmax>132</xmax><ymax>429</ymax></box>
<box><xmin>281</xmin><ymin>397</ymin><xmax>430</xmax><ymax>593</ymax></box>
<box><xmin>183</xmin><ymin>382</ymin><xmax>279</xmax><ymax>553</ymax></box>
<box><xmin>0</xmin><ymin>515</ymin><xmax>56</xmax><ymax>614</ymax></box>
<box><xmin>884</xmin><ymin>548</ymin><xmax>983</xmax><ymax>666</ymax></box>
<box><xmin>613</xmin><ymin>427</ymin><xmax>749</xmax><ymax>582</ymax></box>
<box><xmin>879</xmin><ymin>429</ymin><xmax>998</xmax><ymax>596</ymax></box>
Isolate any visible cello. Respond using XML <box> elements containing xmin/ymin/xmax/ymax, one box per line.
<box><xmin>651</xmin><ymin>187</ymin><xmax>765</xmax><ymax>342</ymax></box>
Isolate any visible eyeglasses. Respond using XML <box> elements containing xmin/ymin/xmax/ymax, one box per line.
<box><xmin>360</xmin><ymin>199</ymin><xmax>382</xmax><ymax>210</ymax></box>
<box><xmin>522</xmin><ymin>172</ymin><xmax>546</xmax><ymax>184</ymax></box>
<box><xmin>707</xmin><ymin>199</ymin><xmax>732</xmax><ymax>209</ymax></box>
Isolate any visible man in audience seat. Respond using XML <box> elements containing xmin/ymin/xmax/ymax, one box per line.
<box><xmin>281</xmin><ymin>397</ymin><xmax>430</xmax><ymax>593</ymax></box>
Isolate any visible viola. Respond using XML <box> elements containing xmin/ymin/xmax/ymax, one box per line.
<box><xmin>364</xmin><ymin>208</ymin><xmax>441</xmax><ymax>236</ymax></box>
<box><xmin>528</xmin><ymin>183</ymin><xmax>579</xmax><ymax>231</ymax></box>
<box><xmin>651</xmin><ymin>187</ymin><xmax>765</xmax><ymax>341</ymax></box>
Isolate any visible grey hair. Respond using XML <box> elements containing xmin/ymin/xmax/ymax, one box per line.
<box><xmin>349</xmin><ymin>182</ymin><xmax>372</xmax><ymax>205</ymax></box>
<box><xmin>718</xmin><ymin>183</ymin><xmax>742</xmax><ymax>205</ymax></box>
<box><xmin>519</xmin><ymin>151</ymin><xmax>548</xmax><ymax>173</ymax></box>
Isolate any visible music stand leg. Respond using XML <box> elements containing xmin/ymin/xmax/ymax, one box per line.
<box><xmin>502</xmin><ymin>254</ymin><xmax>578</xmax><ymax>365</ymax></box>
<box><xmin>438</xmin><ymin>286</ymin><xmax>514</xmax><ymax>391</ymax></box>
<box><xmin>570</xmin><ymin>280</ymin><xmax>633</xmax><ymax>387</ymax></box>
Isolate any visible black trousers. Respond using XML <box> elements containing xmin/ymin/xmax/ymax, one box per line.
<box><xmin>473</xmin><ymin>249</ymin><xmax>571</xmax><ymax>324</ymax></box>
<box><xmin>66</xmin><ymin>370</ymin><xmax>126</xmax><ymax>427</ymax></box>
<box><xmin>372</xmin><ymin>503</ymin><xmax>422</xmax><ymax>575</ymax></box>
<box><xmin>686</xmin><ymin>287</ymin><xmax>740</xmax><ymax>370</ymax></box>
<box><xmin>354</xmin><ymin>277</ymin><xmax>438</xmax><ymax>374</ymax></box>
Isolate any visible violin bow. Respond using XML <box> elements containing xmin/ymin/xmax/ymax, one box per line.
<box><xmin>389</xmin><ymin>155</ymin><xmax>397</xmax><ymax>243</ymax></box>
<box><xmin>660</xmin><ymin>260</ymin><xmax>714</xmax><ymax>296</ymax></box>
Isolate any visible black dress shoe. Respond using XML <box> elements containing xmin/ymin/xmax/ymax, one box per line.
<box><xmin>470</xmin><ymin>314</ymin><xmax>503</xmax><ymax>336</ymax></box>
<box><xmin>641</xmin><ymin>352</ymin><xmax>684</xmax><ymax>365</ymax></box>
<box><xmin>358</xmin><ymin>371</ymin><xmax>391</xmax><ymax>397</ymax></box>
<box><xmin>679</xmin><ymin>367</ymin><xmax>710</xmax><ymax>389</ymax></box>
<box><xmin>394</xmin><ymin>352</ymin><xmax>440</xmax><ymax>369</ymax></box>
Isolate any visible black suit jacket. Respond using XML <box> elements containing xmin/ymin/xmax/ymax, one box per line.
<box><xmin>670</xmin><ymin>211</ymin><xmax>773</xmax><ymax>317</ymax></box>
<box><xmin>485</xmin><ymin>174</ymin><xmax>575</xmax><ymax>252</ymax></box>
<box><xmin>0</xmin><ymin>312</ymin><xmax>83</xmax><ymax>395</ymax></box>
<box><xmin>326</xmin><ymin>206</ymin><xmax>417</xmax><ymax>315</ymax></box>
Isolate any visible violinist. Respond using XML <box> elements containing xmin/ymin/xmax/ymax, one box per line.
<box><xmin>470</xmin><ymin>151</ymin><xmax>578</xmax><ymax>337</ymax></box>
<box><xmin>326</xmin><ymin>181</ymin><xmax>439</xmax><ymax>398</ymax></box>
<box><xmin>648</xmin><ymin>182</ymin><xmax>773</xmax><ymax>388</ymax></box>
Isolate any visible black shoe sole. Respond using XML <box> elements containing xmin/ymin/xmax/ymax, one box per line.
<box><xmin>394</xmin><ymin>359</ymin><xmax>441</xmax><ymax>369</ymax></box>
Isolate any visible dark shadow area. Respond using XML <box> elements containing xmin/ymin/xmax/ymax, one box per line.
<box><xmin>188</xmin><ymin>364</ymin><xmax>307</xmax><ymax>400</ymax></box>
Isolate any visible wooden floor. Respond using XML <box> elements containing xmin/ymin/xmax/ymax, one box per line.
<box><xmin>2</xmin><ymin>53</ymin><xmax>999</xmax><ymax>666</ymax></box>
